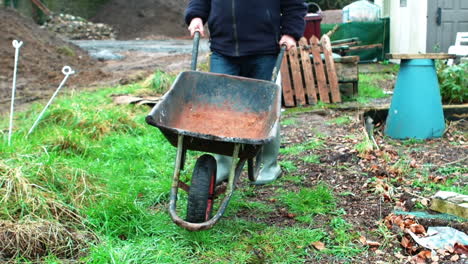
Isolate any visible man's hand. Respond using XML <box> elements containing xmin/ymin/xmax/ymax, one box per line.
<box><xmin>188</xmin><ymin>18</ymin><xmax>205</xmax><ymax>37</ymax></box>
<box><xmin>279</xmin><ymin>35</ymin><xmax>296</xmax><ymax>50</ymax></box>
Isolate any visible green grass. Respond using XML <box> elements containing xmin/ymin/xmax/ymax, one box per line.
<box><xmin>411</xmin><ymin>165</ymin><xmax>468</xmax><ymax>195</ymax></box>
<box><xmin>302</xmin><ymin>154</ymin><xmax>321</xmax><ymax>164</ymax></box>
<box><xmin>280</xmin><ymin>139</ymin><xmax>324</xmax><ymax>156</ymax></box>
<box><xmin>276</xmin><ymin>184</ymin><xmax>336</xmax><ymax>223</ymax></box>
<box><xmin>356</xmin><ymin>73</ymin><xmax>392</xmax><ymax>103</ymax></box>
<box><xmin>0</xmin><ymin>74</ymin><xmax>367</xmax><ymax>263</ymax></box>
<box><xmin>325</xmin><ymin>116</ymin><xmax>352</xmax><ymax>126</ymax></box>
<box><xmin>281</xmin><ymin>117</ymin><xmax>297</xmax><ymax>126</ymax></box>
<box><xmin>279</xmin><ymin>160</ymin><xmax>298</xmax><ymax>173</ymax></box>
<box><xmin>139</xmin><ymin>70</ymin><xmax>177</xmax><ymax>95</ymax></box>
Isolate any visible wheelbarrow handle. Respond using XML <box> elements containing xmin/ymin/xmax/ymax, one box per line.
<box><xmin>271</xmin><ymin>45</ymin><xmax>287</xmax><ymax>82</ymax></box>
<box><xmin>191</xmin><ymin>31</ymin><xmax>201</xmax><ymax>71</ymax></box>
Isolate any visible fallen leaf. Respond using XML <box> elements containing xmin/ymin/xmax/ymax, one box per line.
<box><xmin>417</xmin><ymin>250</ymin><xmax>432</xmax><ymax>259</ymax></box>
<box><xmin>359</xmin><ymin>236</ymin><xmax>367</xmax><ymax>245</ymax></box>
<box><xmin>409</xmin><ymin>224</ymin><xmax>426</xmax><ymax>234</ymax></box>
<box><xmin>401</xmin><ymin>236</ymin><xmax>412</xmax><ymax>249</ymax></box>
<box><xmin>445</xmin><ymin>246</ymin><xmax>454</xmax><ymax>253</ymax></box>
<box><xmin>410</xmin><ymin>160</ymin><xmax>418</xmax><ymax>168</ymax></box>
<box><xmin>420</xmin><ymin>198</ymin><xmax>429</xmax><ymax>206</ymax></box>
<box><xmin>393</xmin><ymin>216</ymin><xmax>404</xmax><ymax>227</ymax></box>
<box><xmin>429</xmin><ymin>175</ymin><xmax>445</xmax><ymax>183</ymax></box>
<box><xmin>286</xmin><ymin>213</ymin><xmax>296</xmax><ymax>218</ymax></box>
<box><xmin>403</xmin><ymin>219</ymin><xmax>416</xmax><ymax>228</ymax></box>
<box><xmin>394</xmin><ymin>252</ymin><xmax>406</xmax><ymax>259</ymax></box>
<box><xmin>450</xmin><ymin>254</ymin><xmax>460</xmax><ymax>261</ymax></box>
<box><xmin>412</xmin><ymin>255</ymin><xmax>426</xmax><ymax>264</ymax></box>
<box><xmin>366</xmin><ymin>240</ymin><xmax>382</xmax><ymax>247</ymax></box>
<box><xmin>454</xmin><ymin>243</ymin><xmax>468</xmax><ymax>255</ymax></box>
<box><xmin>312</xmin><ymin>241</ymin><xmax>326</xmax><ymax>251</ymax></box>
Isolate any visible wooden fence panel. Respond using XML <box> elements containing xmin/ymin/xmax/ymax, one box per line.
<box><xmin>310</xmin><ymin>36</ymin><xmax>329</xmax><ymax>103</ymax></box>
<box><xmin>280</xmin><ymin>53</ymin><xmax>295</xmax><ymax>107</ymax></box>
<box><xmin>298</xmin><ymin>38</ymin><xmax>317</xmax><ymax>104</ymax></box>
<box><xmin>321</xmin><ymin>35</ymin><xmax>341</xmax><ymax>103</ymax></box>
<box><xmin>288</xmin><ymin>46</ymin><xmax>306</xmax><ymax>106</ymax></box>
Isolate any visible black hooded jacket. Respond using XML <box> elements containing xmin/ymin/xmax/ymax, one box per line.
<box><xmin>185</xmin><ymin>0</ymin><xmax>307</xmax><ymax>57</ymax></box>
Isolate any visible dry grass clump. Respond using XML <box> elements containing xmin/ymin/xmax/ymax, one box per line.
<box><xmin>46</xmin><ymin>134</ymin><xmax>89</xmax><ymax>156</ymax></box>
<box><xmin>0</xmin><ymin>162</ymin><xmax>81</xmax><ymax>222</ymax></box>
<box><xmin>0</xmin><ymin>162</ymin><xmax>96</xmax><ymax>261</ymax></box>
<box><xmin>41</xmin><ymin>104</ymin><xmax>141</xmax><ymax>140</ymax></box>
<box><xmin>0</xmin><ymin>220</ymin><xmax>92</xmax><ymax>260</ymax></box>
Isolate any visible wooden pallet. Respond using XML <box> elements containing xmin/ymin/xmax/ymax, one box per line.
<box><xmin>281</xmin><ymin>35</ymin><xmax>341</xmax><ymax>107</ymax></box>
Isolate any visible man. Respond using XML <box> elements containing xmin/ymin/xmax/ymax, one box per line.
<box><xmin>185</xmin><ymin>0</ymin><xmax>307</xmax><ymax>185</ymax></box>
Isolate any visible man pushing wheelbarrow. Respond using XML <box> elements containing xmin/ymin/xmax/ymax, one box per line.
<box><xmin>186</xmin><ymin>0</ymin><xmax>307</xmax><ymax>185</ymax></box>
<box><xmin>146</xmin><ymin>0</ymin><xmax>306</xmax><ymax>231</ymax></box>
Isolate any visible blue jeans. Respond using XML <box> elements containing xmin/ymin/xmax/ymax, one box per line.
<box><xmin>210</xmin><ymin>52</ymin><xmax>277</xmax><ymax>81</ymax></box>
<box><xmin>210</xmin><ymin>51</ymin><xmax>282</xmax><ymax>184</ymax></box>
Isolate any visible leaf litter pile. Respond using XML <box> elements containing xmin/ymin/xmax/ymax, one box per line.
<box><xmin>232</xmin><ymin>108</ymin><xmax>467</xmax><ymax>263</ymax></box>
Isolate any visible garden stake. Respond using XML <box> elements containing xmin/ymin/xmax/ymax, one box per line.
<box><xmin>27</xmin><ymin>66</ymin><xmax>75</xmax><ymax>136</ymax></box>
<box><xmin>8</xmin><ymin>40</ymin><xmax>23</xmax><ymax>146</ymax></box>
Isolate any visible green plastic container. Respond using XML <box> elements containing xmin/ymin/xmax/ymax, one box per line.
<box><xmin>385</xmin><ymin>59</ymin><xmax>445</xmax><ymax>139</ymax></box>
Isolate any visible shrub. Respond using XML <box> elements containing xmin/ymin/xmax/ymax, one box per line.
<box><xmin>437</xmin><ymin>63</ymin><xmax>467</xmax><ymax>104</ymax></box>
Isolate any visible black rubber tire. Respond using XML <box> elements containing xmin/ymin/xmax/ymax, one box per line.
<box><xmin>186</xmin><ymin>154</ymin><xmax>217</xmax><ymax>223</ymax></box>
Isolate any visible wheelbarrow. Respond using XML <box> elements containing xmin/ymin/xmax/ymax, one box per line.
<box><xmin>146</xmin><ymin>32</ymin><xmax>285</xmax><ymax>231</ymax></box>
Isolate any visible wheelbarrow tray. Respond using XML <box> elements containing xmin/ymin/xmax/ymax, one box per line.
<box><xmin>146</xmin><ymin>71</ymin><xmax>281</xmax><ymax>158</ymax></box>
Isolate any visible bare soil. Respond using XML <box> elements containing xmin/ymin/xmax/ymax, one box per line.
<box><xmin>174</xmin><ymin>105</ymin><xmax>269</xmax><ymax>139</ymax></box>
<box><xmin>0</xmin><ymin>8</ymin><xmax>108</xmax><ymax>113</ymax></box>
<box><xmin>91</xmin><ymin>0</ymin><xmax>189</xmax><ymax>40</ymax></box>
<box><xmin>0</xmin><ymin>8</ymin><xmax>196</xmax><ymax>114</ymax></box>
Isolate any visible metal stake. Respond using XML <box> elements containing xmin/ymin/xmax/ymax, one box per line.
<box><xmin>8</xmin><ymin>40</ymin><xmax>23</xmax><ymax>146</ymax></box>
<box><xmin>27</xmin><ymin>66</ymin><xmax>75</xmax><ymax>136</ymax></box>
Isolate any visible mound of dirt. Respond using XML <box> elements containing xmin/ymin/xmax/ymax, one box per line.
<box><xmin>91</xmin><ymin>0</ymin><xmax>189</xmax><ymax>40</ymax></box>
<box><xmin>0</xmin><ymin>8</ymin><xmax>107</xmax><ymax>113</ymax></box>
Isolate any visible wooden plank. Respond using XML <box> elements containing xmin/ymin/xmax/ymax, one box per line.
<box><xmin>334</xmin><ymin>56</ymin><xmax>360</xmax><ymax>63</ymax></box>
<box><xmin>386</xmin><ymin>53</ymin><xmax>456</xmax><ymax>59</ymax></box>
<box><xmin>298</xmin><ymin>38</ymin><xmax>317</xmax><ymax>104</ymax></box>
<box><xmin>288</xmin><ymin>45</ymin><xmax>306</xmax><ymax>106</ymax></box>
<box><xmin>310</xmin><ymin>36</ymin><xmax>329</xmax><ymax>103</ymax></box>
<box><xmin>280</xmin><ymin>52</ymin><xmax>295</xmax><ymax>107</ymax></box>
<box><xmin>321</xmin><ymin>35</ymin><xmax>341</xmax><ymax>103</ymax></box>
<box><xmin>331</xmin><ymin>41</ymin><xmax>359</xmax><ymax>47</ymax></box>
<box><xmin>348</xmin><ymin>43</ymin><xmax>382</xmax><ymax>51</ymax></box>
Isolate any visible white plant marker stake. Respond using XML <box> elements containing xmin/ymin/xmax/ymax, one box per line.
<box><xmin>8</xmin><ymin>40</ymin><xmax>23</xmax><ymax>146</ymax></box>
<box><xmin>28</xmin><ymin>66</ymin><xmax>75</xmax><ymax>136</ymax></box>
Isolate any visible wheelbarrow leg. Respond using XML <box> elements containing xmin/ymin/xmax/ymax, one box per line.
<box><xmin>168</xmin><ymin>134</ymin><xmax>245</xmax><ymax>231</ymax></box>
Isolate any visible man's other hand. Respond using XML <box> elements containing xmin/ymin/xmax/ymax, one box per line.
<box><xmin>279</xmin><ymin>35</ymin><xmax>296</xmax><ymax>50</ymax></box>
<box><xmin>188</xmin><ymin>18</ymin><xmax>205</xmax><ymax>37</ymax></box>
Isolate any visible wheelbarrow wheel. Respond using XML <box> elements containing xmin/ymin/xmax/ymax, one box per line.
<box><xmin>186</xmin><ymin>154</ymin><xmax>217</xmax><ymax>223</ymax></box>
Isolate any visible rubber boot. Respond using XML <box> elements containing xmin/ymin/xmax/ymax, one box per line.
<box><xmin>215</xmin><ymin>154</ymin><xmax>232</xmax><ymax>184</ymax></box>
<box><xmin>215</xmin><ymin>126</ymin><xmax>282</xmax><ymax>185</ymax></box>
<box><xmin>251</xmin><ymin>125</ymin><xmax>281</xmax><ymax>185</ymax></box>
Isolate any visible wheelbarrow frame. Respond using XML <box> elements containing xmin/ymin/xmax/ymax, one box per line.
<box><xmin>146</xmin><ymin>32</ymin><xmax>285</xmax><ymax>231</ymax></box>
